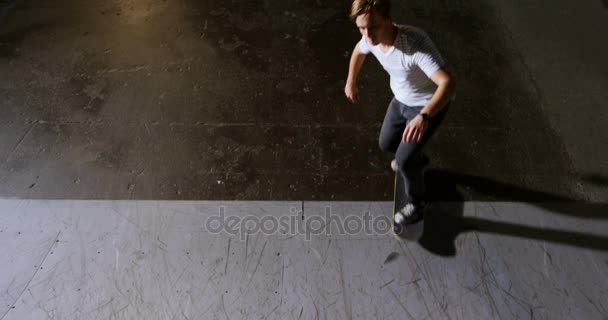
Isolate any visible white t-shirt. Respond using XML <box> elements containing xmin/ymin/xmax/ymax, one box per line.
<box><xmin>359</xmin><ymin>24</ymin><xmax>445</xmax><ymax>107</ymax></box>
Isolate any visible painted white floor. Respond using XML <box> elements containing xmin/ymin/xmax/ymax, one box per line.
<box><xmin>1</xmin><ymin>200</ymin><xmax>607</xmax><ymax>319</ymax></box>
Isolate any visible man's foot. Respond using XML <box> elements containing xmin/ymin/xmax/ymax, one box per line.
<box><xmin>390</xmin><ymin>154</ymin><xmax>430</xmax><ymax>173</ymax></box>
<box><xmin>394</xmin><ymin>202</ymin><xmax>425</xmax><ymax>225</ymax></box>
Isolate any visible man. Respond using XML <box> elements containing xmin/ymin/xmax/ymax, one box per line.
<box><xmin>345</xmin><ymin>0</ymin><xmax>455</xmax><ymax>226</ymax></box>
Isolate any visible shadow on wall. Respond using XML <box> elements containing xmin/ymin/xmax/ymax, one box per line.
<box><xmin>412</xmin><ymin>169</ymin><xmax>608</xmax><ymax>256</ymax></box>
<box><xmin>385</xmin><ymin>0</ymin><xmax>581</xmax><ymax>199</ymax></box>
<box><xmin>0</xmin><ymin>0</ymin><xmax>19</xmax><ymax>20</ymax></box>
<box><xmin>582</xmin><ymin>173</ymin><xmax>608</xmax><ymax>188</ymax></box>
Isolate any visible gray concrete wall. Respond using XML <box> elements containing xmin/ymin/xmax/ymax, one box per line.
<box><xmin>0</xmin><ymin>0</ymin><xmax>605</xmax><ymax>201</ymax></box>
<box><xmin>486</xmin><ymin>0</ymin><xmax>608</xmax><ymax>201</ymax></box>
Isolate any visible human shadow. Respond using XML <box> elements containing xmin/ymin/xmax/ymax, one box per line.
<box><xmin>407</xmin><ymin>169</ymin><xmax>608</xmax><ymax>256</ymax></box>
<box><xmin>427</xmin><ymin>170</ymin><xmax>608</xmax><ymax>219</ymax></box>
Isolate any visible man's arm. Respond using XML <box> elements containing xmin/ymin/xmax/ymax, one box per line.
<box><xmin>420</xmin><ymin>68</ymin><xmax>455</xmax><ymax>117</ymax></box>
<box><xmin>344</xmin><ymin>42</ymin><xmax>367</xmax><ymax>103</ymax></box>
<box><xmin>403</xmin><ymin>68</ymin><xmax>455</xmax><ymax>143</ymax></box>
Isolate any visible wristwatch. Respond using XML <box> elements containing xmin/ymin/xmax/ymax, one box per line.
<box><xmin>419</xmin><ymin>112</ymin><xmax>431</xmax><ymax>121</ymax></box>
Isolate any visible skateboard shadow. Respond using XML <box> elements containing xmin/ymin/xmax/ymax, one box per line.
<box><xmin>414</xmin><ymin>169</ymin><xmax>608</xmax><ymax>256</ymax></box>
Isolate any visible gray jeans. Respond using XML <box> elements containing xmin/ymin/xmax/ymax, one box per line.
<box><xmin>379</xmin><ymin>98</ymin><xmax>448</xmax><ymax>203</ymax></box>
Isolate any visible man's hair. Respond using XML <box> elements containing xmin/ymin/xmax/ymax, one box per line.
<box><xmin>350</xmin><ymin>0</ymin><xmax>391</xmax><ymax>20</ymax></box>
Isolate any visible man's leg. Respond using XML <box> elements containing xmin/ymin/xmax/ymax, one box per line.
<box><xmin>379</xmin><ymin>98</ymin><xmax>407</xmax><ymax>153</ymax></box>
<box><xmin>395</xmin><ymin>105</ymin><xmax>448</xmax><ymax>206</ymax></box>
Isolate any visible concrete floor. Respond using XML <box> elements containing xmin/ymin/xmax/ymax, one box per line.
<box><xmin>1</xmin><ymin>200</ymin><xmax>607</xmax><ymax>319</ymax></box>
<box><xmin>1</xmin><ymin>0</ymin><xmax>605</xmax><ymax>201</ymax></box>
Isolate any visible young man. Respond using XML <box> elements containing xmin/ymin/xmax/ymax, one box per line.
<box><xmin>345</xmin><ymin>0</ymin><xmax>455</xmax><ymax>225</ymax></box>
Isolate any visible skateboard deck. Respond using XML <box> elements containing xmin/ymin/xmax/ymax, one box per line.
<box><xmin>393</xmin><ymin>171</ymin><xmax>424</xmax><ymax>240</ymax></box>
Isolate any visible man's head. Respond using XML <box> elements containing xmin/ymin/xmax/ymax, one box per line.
<box><xmin>350</xmin><ymin>0</ymin><xmax>392</xmax><ymax>46</ymax></box>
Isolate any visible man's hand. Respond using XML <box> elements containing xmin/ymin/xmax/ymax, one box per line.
<box><xmin>402</xmin><ymin>115</ymin><xmax>428</xmax><ymax>144</ymax></box>
<box><xmin>344</xmin><ymin>82</ymin><xmax>359</xmax><ymax>103</ymax></box>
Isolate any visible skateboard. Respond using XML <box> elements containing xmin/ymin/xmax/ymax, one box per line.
<box><xmin>393</xmin><ymin>171</ymin><xmax>424</xmax><ymax>240</ymax></box>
